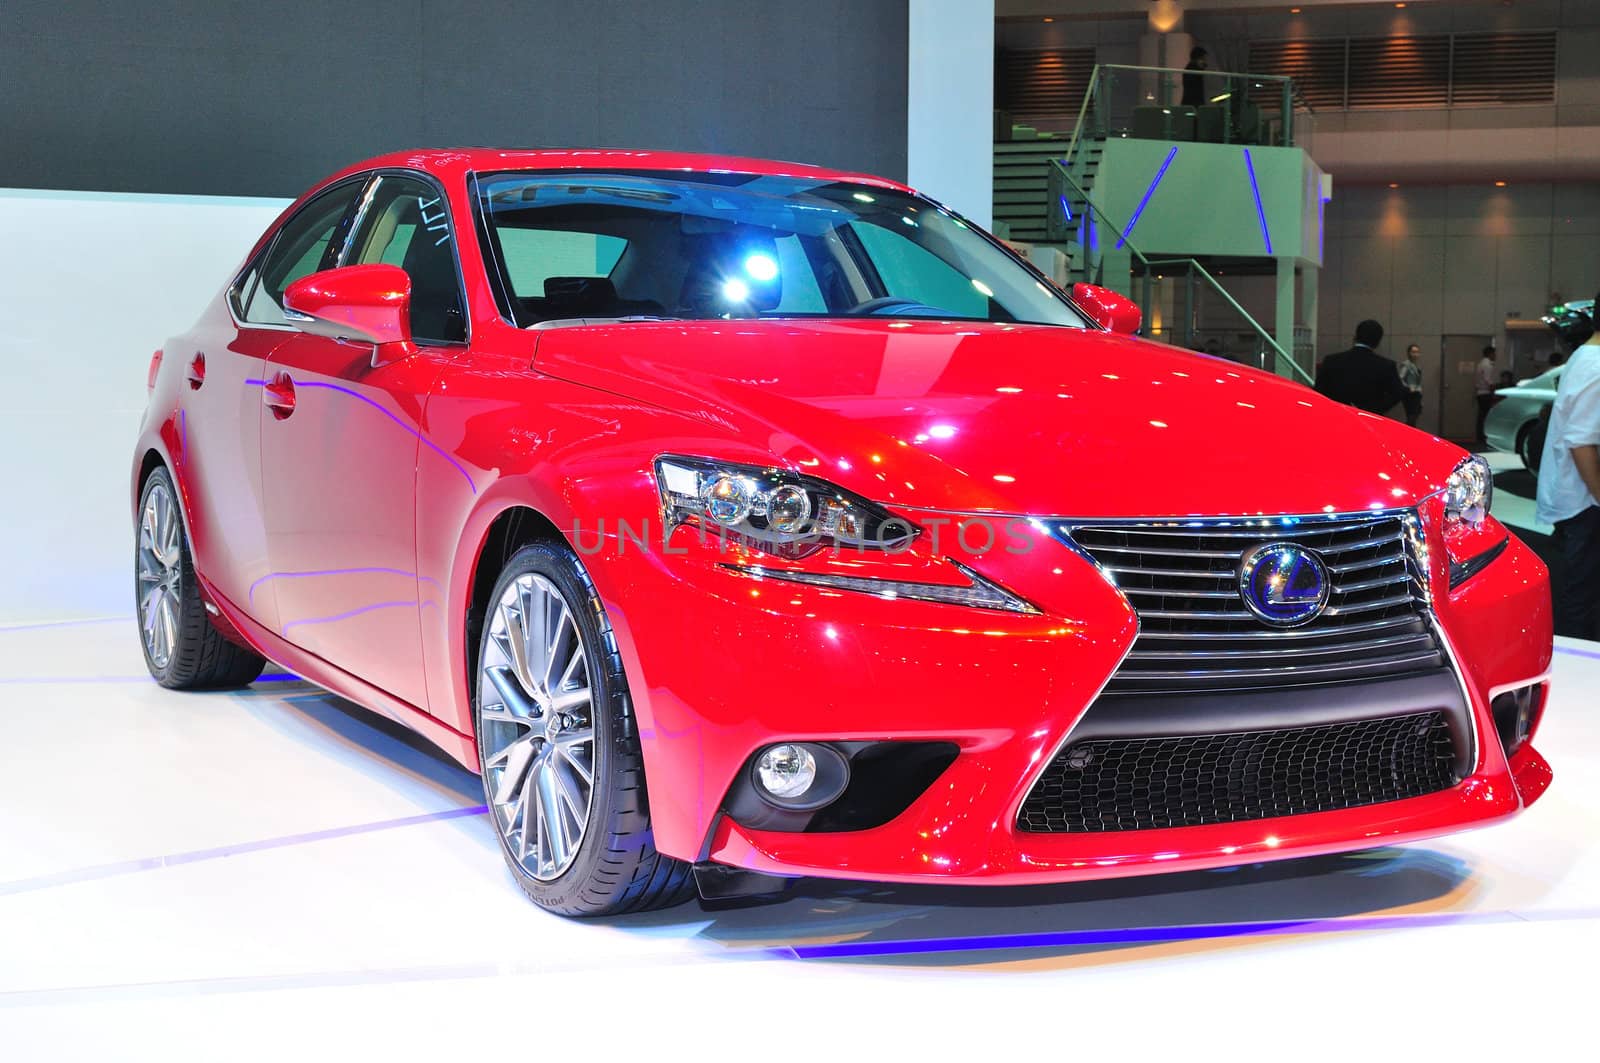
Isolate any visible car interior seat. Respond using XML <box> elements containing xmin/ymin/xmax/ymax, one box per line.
<box><xmin>676</xmin><ymin>230</ymin><xmax>783</xmax><ymax>316</ymax></box>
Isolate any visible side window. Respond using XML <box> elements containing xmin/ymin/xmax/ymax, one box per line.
<box><xmin>496</xmin><ymin>229</ymin><xmax>627</xmax><ymax>298</ymax></box>
<box><xmin>345</xmin><ymin>175</ymin><xmax>467</xmax><ymax>343</ymax></box>
<box><xmin>848</xmin><ymin>221</ymin><xmax>988</xmax><ymax>319</ymax></box>
<box><xmin>772</xmin><ymin>235</ymin><xmax>827</xmax><ymax>313</ymax></box>
<box><xmin>241</xmin><ymin>182</ymin><xmax>362</xmax><ymax>325</ymax></box>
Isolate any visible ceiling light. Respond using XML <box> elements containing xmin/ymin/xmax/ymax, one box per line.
<box><xmin>1389</xmin><ymin>182</ymin><xmax>1400</xmax><ymax>189</ymax></box>
<box><xmin>1494</xmin><ymin>180</ymin><xmax>1508</xmax><ymax>187</ymax></box>
<box><xmin>1043</xmin><ymin>16</ymin><xmax>1054</xmax><ymax>22</ymax></box>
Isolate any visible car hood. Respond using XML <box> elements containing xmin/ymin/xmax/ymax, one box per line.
<box><xmin>531</xmin><ymin>319</ymin><xmax>1462</xmax><ymax>518</ymax></box>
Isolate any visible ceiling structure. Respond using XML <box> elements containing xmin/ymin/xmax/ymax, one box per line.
<box><xmin>997</xmin><ymin>0</ymin><xmax>1524</xmax><ymax>18</ymax></box>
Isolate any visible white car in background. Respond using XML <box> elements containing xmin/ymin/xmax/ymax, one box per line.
<box><xmin>1486</xmin><ymin>365</ymin><xmax>1563</xmax><ymax>474</ymax></box>
<box><xmin>1487</xmin><ymin>297</ymin><xmax>1594</xmax><ymax>475</ymax></box>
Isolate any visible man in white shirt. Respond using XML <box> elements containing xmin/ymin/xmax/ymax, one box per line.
<box><xmin>1535</xmin><ymin>317</ymin><xmax>1600</xmax><ymax>640</ymax></box>
<box><xmin>1475</xmin><ymin>345</ymin><xmax>1498</xmax><ymax>446</ymax></box>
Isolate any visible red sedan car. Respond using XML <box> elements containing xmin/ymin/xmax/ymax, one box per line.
<box><xmin>132</xmin><ymin>149</ymin><xmax>1553</xmax><ymax>916</ymax></box>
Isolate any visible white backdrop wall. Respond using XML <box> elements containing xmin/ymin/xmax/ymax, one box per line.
<box><xmin>0</xmin><ymin>189</ymin><xmax>288</xmax><ymax>624</ymax></box>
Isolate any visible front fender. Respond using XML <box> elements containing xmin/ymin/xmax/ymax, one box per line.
<box><xmin>415</xmin><ymin>351</ymin><xmax>769</xmax><ymax>758</ymax></box>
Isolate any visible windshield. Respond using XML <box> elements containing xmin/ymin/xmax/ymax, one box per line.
<box><xmin>474</xmin><ymin>170</ymin><xmax>1087</xmax><ymax>328</ymax></box>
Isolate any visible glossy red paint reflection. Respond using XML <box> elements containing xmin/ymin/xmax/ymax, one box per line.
<box><xmin>284</xmin><ymin>264</ymin><xmax>418</xmax><ymax>364</ymax></box>
<box><xmin>1072</xmin><ymin>281</ymin><xmax>1143</xmax><ymax>334</ymax></box>
<box><xmin>131</xmin><ymin>149</ymin><xmax>1553</xmax><ymax>888</ymax></box>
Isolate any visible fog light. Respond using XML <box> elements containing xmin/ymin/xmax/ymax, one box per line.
<box><xmin>756</xmin><ymin>743</ymin><xmax>816</xmax><ymax>799</ymax></box>
<box><xmin>748</xmin><ymin>742</ymin><xmax>851</xmax><ymax>811</ymax></box>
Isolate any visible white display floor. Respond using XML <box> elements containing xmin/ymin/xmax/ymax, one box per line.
<box><xmin>1</xmin><ymin>617</ymin><xmax>1597</xmax><ymax>1059</ymax></box>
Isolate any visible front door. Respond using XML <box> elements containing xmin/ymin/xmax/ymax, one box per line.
<box><xmin>259</xmin><ymin>172</ymin><xmax>468</xmax><ymax>709</ymax></box>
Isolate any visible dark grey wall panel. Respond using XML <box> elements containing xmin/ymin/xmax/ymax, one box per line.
<box><xmin>1</xmin><ymin>0</ymin><xmax>908</xmax><ymax>196</ymax></box>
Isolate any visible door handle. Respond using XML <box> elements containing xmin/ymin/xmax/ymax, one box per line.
<box><xmin>186</xmin><ymin>353</ymin><xmax>206</xmax><ymax>390</ymax></box>
<box><xmin>263</xmin><ymin>372</ymin><xmax>296</xmax><ymax>419</ymax></box>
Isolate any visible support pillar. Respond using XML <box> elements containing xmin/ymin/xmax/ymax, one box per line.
<box><xmin>1275</xmin><ymin>256</ymin><xmax>1296</xmax><ymax>378</ymax></box>
<box><xmin>1300</xmin><ymin>262</ymin><xmax>1320</xmax><ymax>374</ymax></box>
<box><xmin>908</xmin><ymin>0</ymin><xmax>994</xmax><ymax>227</ymax></box>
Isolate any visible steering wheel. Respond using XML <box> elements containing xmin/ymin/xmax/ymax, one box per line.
<box><xmin>847</xmin><ymin>296</ymin><xmax>930</xmax><ymax>317</ymax></box>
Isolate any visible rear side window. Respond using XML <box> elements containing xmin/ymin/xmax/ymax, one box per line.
<box><xmin>239</xmin><ymin>181</ymin><xmax>363</xmax><ymax>325</ymax></box>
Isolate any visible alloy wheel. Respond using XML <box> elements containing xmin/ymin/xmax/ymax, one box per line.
<box><xmin>477</xmin><ymin>573</ymin><xmax>596</xmax><ymax>881</ymax></box>
<box><xmin>137</xmin><ymin>482</ymin><xmax>183</xmax><ymax>670</ymax></box>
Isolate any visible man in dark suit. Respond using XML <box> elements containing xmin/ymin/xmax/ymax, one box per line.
<box><xmin>1315</xmin><ymin>319</ymin><xmax>1408</xmax><ymax>415</ymax></box>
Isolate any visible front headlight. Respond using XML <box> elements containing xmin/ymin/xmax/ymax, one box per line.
<box><xmin>1444</xmin><ymin>455</ymin><xmax>1492</xmax><ymax>528</ymax></box>
<box><xmin>655</xmin><ymin>455</ymin><xmax>917</xmax><ymax>556</ymax></box>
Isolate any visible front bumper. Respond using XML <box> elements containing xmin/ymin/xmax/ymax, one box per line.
<box><xmin>595</xmin><ymin>510</ymin><xmax>1552</xmax><ymax>885</ymax></box>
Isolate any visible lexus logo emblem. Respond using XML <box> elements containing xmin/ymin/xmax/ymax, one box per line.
<box><xmin>1238</xmin><ymin>542</ymin><xmax>1330</xmax><ymax>627</ymax></box>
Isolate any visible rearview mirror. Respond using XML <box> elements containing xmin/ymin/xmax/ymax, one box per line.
<box><xmin>283</xmin><ymin>264</ymin><xmax>417</xmax><ymax>366</ymax></box>
<box><xmin>1071</xmin><ymin>282</ymin><xmax>1142</xmax><ymax>335</ymax></box>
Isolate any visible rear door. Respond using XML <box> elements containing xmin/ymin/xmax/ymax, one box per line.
<box><xmin>185</xmin><ymin>179</ymin><xmax>364</xmax><ymax>629</ymax></box>
<box><xmin>258</xmin><ymin>172</ymin><xmax>468</xmax><ymax>708</ymax></box>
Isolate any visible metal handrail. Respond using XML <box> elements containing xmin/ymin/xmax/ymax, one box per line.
<box><xmin>1063</xmin><ymin>64</ymin><xmax>1102</xmax><ymax>177</ymax></box>
<box><xmin>1051</xmin><ymin>161</ymin><xmax>1152</xmax><ymax>268</ymax></box>
<box><xmin>1050</xmin><ymin>160</ymin><xmax>1312</xmax><ymax>386</ymax></box>
<box><xmin>1086</xmin><ymin>61</ymin><xmax>1297</xmax><ymax>85</ymax></box>
<box><xmin>1145</xmin><ymin>259</ymin><xmax>1311</xmax><ymax>385</ymax></box>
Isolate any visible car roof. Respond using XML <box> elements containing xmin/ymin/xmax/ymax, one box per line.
<box><xmin>324</xmin><ymin>147</ymin><xmax>915</xmax><ymax>194</ymax></box>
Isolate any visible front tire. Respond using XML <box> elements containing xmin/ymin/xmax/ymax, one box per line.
<box><xmin>1519</xmin><ymin>420</ymin><xmax>1547</xmax><ymax>475</ymax></box>
<box><xmin>474</xmin><ymin>541</ymin><xmax>693</xmax><ymax>916</ymax></box>
<box><xmin>135</xmin><ymin>466</ymin><xmax>266</xmax><ymax>689</ymax></box>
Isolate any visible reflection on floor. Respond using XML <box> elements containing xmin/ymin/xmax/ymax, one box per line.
<box><xmin>1</xmin><ymin>619</ymin><xmax>1597</xmax><ymax>1059</ymax></box>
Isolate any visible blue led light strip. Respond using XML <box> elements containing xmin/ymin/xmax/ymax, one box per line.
<box><xmin>1244</xmin><ymin>148</ymin><xmax>1273</xmax><ymax>254</ymax></box>
<box><xmin>1116</xmin><ymin>146</ymin><xmax>1178</xmax><ymax>250</ymax></box>
<box><xmin>246</xmin><ymin>378</ymin><xmax>478</xmax><ymax>494</ymax></box>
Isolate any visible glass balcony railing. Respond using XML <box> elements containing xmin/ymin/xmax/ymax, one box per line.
<box><xmin>1071</xmin><ymin>63</ymin><xmax>1316</xmax><ymax>152</ymax></box>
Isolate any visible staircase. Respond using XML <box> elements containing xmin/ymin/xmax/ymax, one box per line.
<box><xmin>992</xmin><ymin>137</ymin><xmax>1103</xmax><ymax>256</ymax></box>
<box><xmin>993</xmin><ymin>141</ymin><xmax>1064</xmax><ymax>243</ymax></box>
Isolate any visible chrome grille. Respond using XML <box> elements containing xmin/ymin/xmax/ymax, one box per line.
<box><xmin>1060</xmin><ymin>513</ymin><xmax>1444</xmax><ymax>694</ymax></box>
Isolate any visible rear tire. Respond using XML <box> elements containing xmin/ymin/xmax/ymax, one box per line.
<box><xmin>474</xmin><ymin>540</ymin><xmax>694</xmax><ymax>917</ymax></box>
<box><xmin>135</xmin><ymin>466</ymin><xmax>266</xmax><ymax>689</ymax></box>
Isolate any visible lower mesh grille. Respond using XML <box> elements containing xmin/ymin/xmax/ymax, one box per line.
<box><xmin>1017</xmin><ymin>711</ymin><xmax>1459</xmax><ymax>833</ymax></box>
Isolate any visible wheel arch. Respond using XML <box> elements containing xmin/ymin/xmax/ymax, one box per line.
<box><xmin>136</xmin><ymin>448</ymin><xmax>167</xmax><ymax>498</ymax></box>
<box><xmin>462</xmin><ymin>503</ymin><xmax>570</xmax><ymax>727</ymax></box>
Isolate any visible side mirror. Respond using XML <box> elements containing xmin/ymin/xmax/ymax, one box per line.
<box><xmin>1071</xmin><ymin>282</ymin><xmax>1142</xmax><ymax>335</ymax></box>
<box><xmin>283</xmin><ymin>264</ymin><xmax>417</xmax><ymax>366</ymax></box>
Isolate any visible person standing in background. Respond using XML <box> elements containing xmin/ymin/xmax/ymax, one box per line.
<box><xmin>1535</xmin><ymin>299</ymin><xmax>1600</xmax><ymax>640</ymax></box>
<box><xmin>1182</xmin><ymin>47</ymin><xmax>1209</xmax><ymax>107</ymax></box>
<box><xmin>1315</xmin><ymin>319</ymin><xmax>1407</xmax><ymax>415</ymax></box>
<box><xmin>1475</xmin><ymin>345</ymin><xmax>1497</xmax><ymax>446</ymax></box>
<box><xmin>1399</xmin><ymin>343</ymin><xmax>1424</xmax><ymax>427</ymax></box>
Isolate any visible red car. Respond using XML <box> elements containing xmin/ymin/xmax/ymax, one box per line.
<box><xmin>132</xmin><ymin>149</ymin><xmax>1553</xmax><ymax>916</ymax></box>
